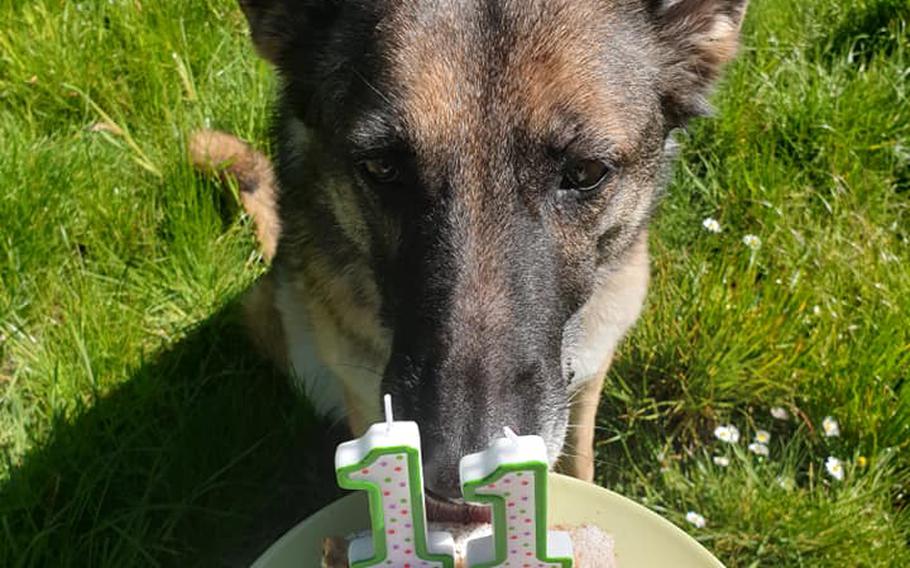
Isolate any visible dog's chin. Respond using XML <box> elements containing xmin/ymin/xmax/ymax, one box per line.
<box><xmin>424</xmin><ymin>491</ymin><xmax>491</xmax><ymax>524</ymax></box>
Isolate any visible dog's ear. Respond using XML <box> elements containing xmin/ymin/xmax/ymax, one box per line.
<box><xmin>238</xmin><ymin>0</ymin><xmax>289</xmax><ymax>63</ymax></box>
<box><xmin>238</xmin><ymin>0</ymin><xmax>340</xmax><ymax>65</ymax></box>
<box><xmin>648</xmin><ymin>0</ymin><xmax>749</xmax><ymax>124</ymax></box>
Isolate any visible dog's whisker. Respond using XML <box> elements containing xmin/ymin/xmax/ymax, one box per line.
<box><xmin>555</xmin><ymin>450</ymin><xmax>612</xmax><ymax>469</ymax></box>
<box><xmin>559</xmin><ymin>446</ymin><xmax>612</xmax><ymax>461</ymax></box>
<box><xmin>564</xmin><ymin>420</ymin><xmax>611</xmax><ymax>429</ymax></box>
<box><xmin>564</xmin><ymin>424</ymin><xmax>611</xmax><ymax>434</ymax></box>
<box><xmin>565</xmin><ymin>386</ymin><xmax>605</xmax><ymax>405</ymax></box>
<box><xmin>352</xmin><ymin>68</ymin><xmax>394</xmax><ymax>106</ymax></box>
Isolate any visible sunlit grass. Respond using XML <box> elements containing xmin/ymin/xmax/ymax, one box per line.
<box><xmin>1</xmin><ymin>0</ymin><xmax>908</xmax><ymax>565</ymax></box>
<box><xmin>599</xmin><ymin>1</ymin><xmax>909</xmax><ymax>565</ymax></box>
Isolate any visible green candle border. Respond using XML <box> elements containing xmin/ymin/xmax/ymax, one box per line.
<box><xmin>461</xmin><ymin>461</ymin><xmax>573</xmax><ymax>568</ymax></box>
<box><xmin>337</xmin><ymin>445</ymin><xmax>455</xmax><ymax>568</ymax></box>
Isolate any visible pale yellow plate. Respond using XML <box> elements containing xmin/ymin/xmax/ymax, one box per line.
<box><xmin>252</xmin><ymin>474</ymin><xmax>723</xmax><ymax>567</ymax></box>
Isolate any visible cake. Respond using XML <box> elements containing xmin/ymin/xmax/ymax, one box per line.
<box><xmin>320</xmin><ymin>523</ymin><xmax>616</xmax><ymax>567</ymax></box>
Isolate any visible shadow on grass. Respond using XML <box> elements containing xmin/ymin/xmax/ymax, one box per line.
<box><xmin>0</xmin><ymin>300</ymin><xmax>348</xmax><ymax>567</ymax></box>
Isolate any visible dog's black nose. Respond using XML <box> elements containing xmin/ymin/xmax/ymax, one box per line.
<box><xmin>422</xmin><ymin>449</ymin><xmax>464</xmax><ymax>501</ymax></box>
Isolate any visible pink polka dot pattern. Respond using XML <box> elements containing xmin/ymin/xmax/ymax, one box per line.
<box><xmin>474</xmin><ymin>471</ymin><xmax>563</xmax><ymax>567</ymax></box>
<box><xmin>348</xmin><ymin>452</ymin><xmax>444</xmax><ymax>567</ymax></box>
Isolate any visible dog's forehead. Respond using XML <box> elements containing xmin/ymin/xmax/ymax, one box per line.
<box><xmin>371</xmin><ymin>0</ymin><xmax>661</xmax><ymax>157</ymax></box>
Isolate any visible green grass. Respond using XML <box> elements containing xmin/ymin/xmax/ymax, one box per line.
<box><xmin>1</xmin><ymin>0</ymin><xmax>908</xmax><ymax>566</ymax></box>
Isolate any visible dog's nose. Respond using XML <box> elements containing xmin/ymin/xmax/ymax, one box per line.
<box><xmin>422</xmin><ymin>450</ymin><xmax>463</xmax><ymax>500</ymax></box>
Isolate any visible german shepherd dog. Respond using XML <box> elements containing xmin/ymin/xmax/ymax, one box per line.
<box><xmin>192</xmin><ymin>0</ymin><xmax>748</xmax><ymax>523</ymax></box>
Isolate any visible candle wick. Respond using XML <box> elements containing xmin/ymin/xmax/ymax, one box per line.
<box><xmin>384</xmin><ymin>394</ymin><xmax>394</xmax><ymax>430</ymax></box>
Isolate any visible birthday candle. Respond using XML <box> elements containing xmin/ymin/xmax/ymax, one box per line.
<box><xmin>336</xmin><ymin>395</ymin><xmax>455</xmax><ymax>568</ymax></box>
<box><xmin>460</xmin><ymin>428</ymin><xmax>573</xmax><ymax>568</ymax></box>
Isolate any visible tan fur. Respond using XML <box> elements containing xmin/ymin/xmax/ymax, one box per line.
<box><xmin>189</xmin><ymin>129</ymin><xmax>280</xmax><ymax>261</ymax></box>
<box><xmin>559</xmin><ymin>363</ymin><xmax>608</xmax><ymax>482</ymax></box>
<box><xmin>510</xmin><ymin>9</ymin><xmax>659</xmax><ymax>158</ymax></box>
<box><xmin>243</xmin><ymin>271</ymin><xmax>288</xmax><ymax>370</ymax></box>
<box><xmin>558</xmin><ymin>232</ymin><xmax>650</xmax><ymax>478</ymax></box>
<box><xmin>342</xmin><ymin>384</ymin><xmax>376</xmax><ymax>438</ymax></box>
<box><xmin>393</xmin><ymin>3</ymin><xmax>658</xmax><ymax>162</ymax></box>
<box><xmin>563</xmin><ymin>232</ymin><xmax>650</xmax><ymax>387</ymax></box>
<box><xmin>276</xmin><ymin>266</ymin><xmax>389</xmax><ymax>423</ymax></box>
<box><xmin>396</xmin><ymin>48</ymin><xmax>463</xmax><ymax>154</ymax></box>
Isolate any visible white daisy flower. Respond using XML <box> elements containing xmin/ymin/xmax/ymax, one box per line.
<box><xmin>713</xmin><ymin>456</ymin><xmax>731</xmax><ymax>467</ymax></box>
<box><xmin>686</xmin><ymin>511</ymin><xmax>707</xmax><ymax>528</ymax></box>
<box><xmin>742</xmin><ymin>234</ymin><xmax>762</xmax><ymax>250</ymax></box>
<box><xmin>702</xmin><ymin>217</ymin><xmax>722</xmax><ymax>233</ymax></box>
<box><xmin>754</xmin><ymin>430</ymin><xmax>771</xmax><ymax>444</ymax></box>
<box><xmin>770</xmin><ymin>407</ymin><xmax>790</xmax><ymax>421</ymax></box>
<box><xmin>825</xmin><ymin>456</ymin><xmax>844</xmax><ymax>481</ymax></box>
<box><xmin>748</xmin><ymin>442</ymin><xmax>770</xmax><ymax>457</ymax></box>
<box><xmin>822</xmin><ymin>416</ymin><xmax>841</xmax><ymax>438</ymax></box>
<box><xmin>714</xmin><ymin>425</ymin><xmax>741</xmax><ymax>444</ymax></box>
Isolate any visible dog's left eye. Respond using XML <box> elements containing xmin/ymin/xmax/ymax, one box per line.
<box><xmin>360</xmin><ymin>158</ymin><xmax>399</xmax><ymax>184</ymax></box>
<box><xmin>561</xmin><ymin>158</ymin><xmax>611</xmax><ymax>192</ymax></box>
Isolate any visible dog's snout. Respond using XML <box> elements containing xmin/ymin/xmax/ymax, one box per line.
<box><xmin>380</xmin><ymin>198</ymin><xmax>573</xmax><ymax>501</ymax></box>
<box><xmin>418</xmin><ymin>403</ymin><xmax>498</xmax><ymax>500</ymax></box>
<box><xmin>420</xmin><ymin>418</ymin><xmax>504</xmax><ymax>501</ymax></box>
<box><xmin>422</xmin><ymin>449</ymin><xmax>463</xmax><ymax>500</ymax></box>
<box><xmin>385</xmin><ymin>354</ymin><xmax>568</xmax><ymax>503</ymax></box>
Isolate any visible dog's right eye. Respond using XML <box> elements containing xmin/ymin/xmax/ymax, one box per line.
<box><xmin>560</xmin><ymin>158</ymin><xmax>611</xmax><ymax>192</ymax></box>
<box><xmin>360</xmin><ymin>158</ymin><xmax>399</xmax><ymax>184</ymax></box>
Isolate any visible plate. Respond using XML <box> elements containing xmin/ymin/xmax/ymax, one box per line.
<box><xmin>252</xmin><ymin>474</ymin><xmax>723</xmax><ymax>567</ymax></box>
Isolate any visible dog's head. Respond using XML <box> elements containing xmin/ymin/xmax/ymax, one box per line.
<box><xmin>240</xmin><ymin>0</ymin><xmax>747</xmax><ymax>499</ymax></box>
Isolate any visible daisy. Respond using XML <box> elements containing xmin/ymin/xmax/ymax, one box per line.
<box><xmin>822</xmin><ymin>416</ymin><xmax>841</xmax><ymax>438</ymax></box>
<box><xmin>702</xmin><ymin>217</ymin><xmax>722</xmax><ymax>234</ymax></box>
<box><xmin>686</xmin><ymin>511</ymin><xmax>707</xmax><ymax>529</ymax></box>
<box><xmin>742</xmin><ymin>234</ymin><xmax>762</xmax><ymax>251</ymax></box>
<box><xmin>748</xmin><ymin>442</ymin><xmax>770</xmax><ymax>457</ymax></box>
<box><xmin>714</xmin><ymin>425</ymin><xmax>741</xmax><ymax>444</ymax></box>
<box><xmin>825</xmin><ymin>456</ymin><xmax>844</xmax><ymax>481</ymax></box>
<box><xmin>713</xmin><ymin>456</ymin><xmax>731</xmax><ymax>467</ymax></box>
<box><xmin>770</xmin><ymin>407</ymin><xmax>790</xmax><ymax>421</ymax></box>
<box><xmin>754</xmin><ymin>430</ymin><xmax>771</xmax><ymax>444</ymax></box>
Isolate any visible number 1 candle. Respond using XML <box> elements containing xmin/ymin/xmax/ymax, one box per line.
<box><xmin>336</xmin><ymin>395</ymin><xmax>455</xmax><ymax>568</ymax></box>
<box><xmin>460</xmin><ymin>428</ymin><xmax>573</xmax><ymax>568</ymax></box>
